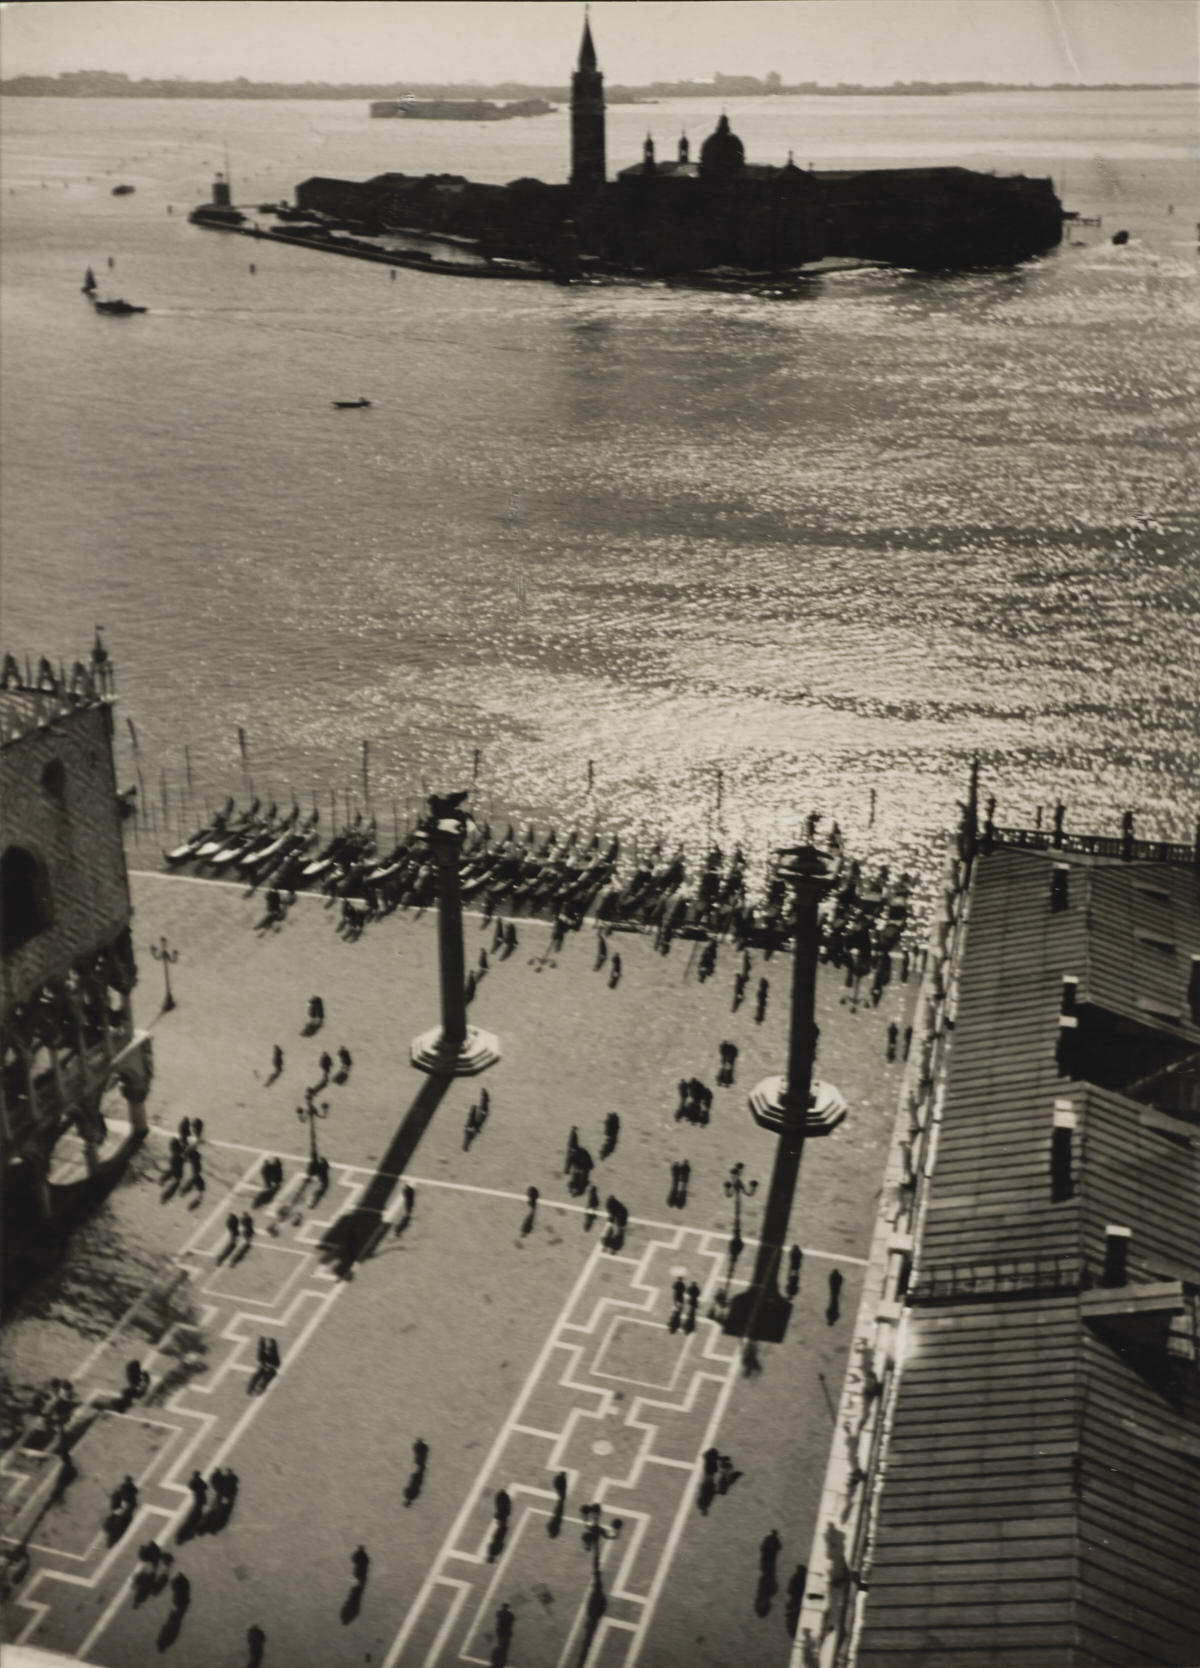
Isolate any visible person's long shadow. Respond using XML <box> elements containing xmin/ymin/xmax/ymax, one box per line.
<box><xmin>785</xmin><ymin>1563</ymin><xmax>807</xmax><ymax>1637</ymax></box>
<box><xmin>755</xmin><ymin>1565</ymin><xmax>779</xmax><ymax>1617</ymax></box>
<box><xmin>104</xmin><ymin>1506</ymin><xmax>133</xmax><ymax>1547</ymax></box>
<box><xmin>486</xmin><ymin>1519</ymin><xmax>508</xmax><ymax>1563</ymax></box>
<box><xmin>318</xmin><ymin>1074</ymin><xmax>452</xmax><ymax>1278</ymax></box>
<box><xmin>547</xmin><ymin>1497</ymin><xmax>565</xmax><ymax>1539</ymax></box>
<box><xmin>340</xmin><ymin>1580</ymin><xmax>364</xmax><ymax>1624</ymax></box>
<box><xmin>157</xmin><ymin>1598</ymin><xmax>187</xmax><ymax>1651</ymax></box>
<box><xmin>403</xmin><ymin>1463</ymin><xmax>425</xmax><ymax>1508</ymax></box>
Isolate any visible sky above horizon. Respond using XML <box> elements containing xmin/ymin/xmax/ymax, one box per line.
<box><xmin>1</xmin><ymin>0</ymin><xmax>1197</xmax><ymax>86</ymax></box>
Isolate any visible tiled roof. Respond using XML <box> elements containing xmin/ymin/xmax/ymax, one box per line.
<box><xmin>858</xmin><ymin>1293</ymin><xmax>1200</xmax><ymax>1668</ymax></box>
<box><xmin>857</xmin><ymin>844</ymin><xmax>1200</xmax><ymax>1667</ymax></box>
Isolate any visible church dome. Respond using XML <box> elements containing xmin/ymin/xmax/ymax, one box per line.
<box><xmin>699</xmin><ymin>114</ymin><xmax>745</xmax><ymax>180</ymax></box>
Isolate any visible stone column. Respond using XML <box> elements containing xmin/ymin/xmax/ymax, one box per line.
<box><xmin>411</xmin><ymin>815</ymin><xmax>500</xmax><ymax>1077</ymax></box>
<box><xmin>736</xmin><ymin>846</ymin><xmax>839</xmax><ymax>1336</ymax></box>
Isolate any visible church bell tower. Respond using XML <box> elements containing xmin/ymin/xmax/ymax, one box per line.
<box><xmin>570</xmin><ymin>10</ymin><xmax>606</xmax><ymax>193</ymax></box>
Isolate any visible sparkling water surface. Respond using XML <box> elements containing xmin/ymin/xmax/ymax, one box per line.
<box><xmin>2</xmin><ymin>91</ymin><xmax>1197</xmax><ymax>919</ymax></box>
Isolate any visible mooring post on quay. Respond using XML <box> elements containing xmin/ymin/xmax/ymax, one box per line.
<box><xmin>729</xmin><ymin>843</ymin><xmax>839</xmax><ymax>1342</ymax></box>
<box><xmin>410</xmin><ymin>792</ymin><xmax>500</xmax><ymax>1076</ymax></box>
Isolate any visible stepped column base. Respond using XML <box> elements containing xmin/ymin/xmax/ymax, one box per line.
<box><xmin>748</xmin><ymin>1075</ymin><xmax>847</xmax><ymax>1135</ymax></box>
<box><xmin>410</xmin><ymin>1024</ymin><xmax>501</xmax><ymax>1077</ymax></box>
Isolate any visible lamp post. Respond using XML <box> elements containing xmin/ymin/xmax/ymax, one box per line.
<box><xmin>149</xmin><ymin>935</ymin><xmax>179</xmax><ymax>1011</ymax></box>
<box><xmin>297</xmin><ymin>1096</ymin><xmax>330</xmax><ymax>1173</ymax></box>
<box><xmin>723</xmin><ymin>1161</ymin><xmax>758</xmax><ymax>1267</ymax></box>
<box><xmin>580</xmin><ymin>1502</ymin><xmax>623</xmax><ymax>1586</ymax></box>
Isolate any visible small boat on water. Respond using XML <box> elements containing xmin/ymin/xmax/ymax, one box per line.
<box><xmin>93</xmin><ymin>298</ymin><xmax>147</xmax><ymax>315</ymax></box>
<box><xmin>82</xmin><ymin>267</ymin><xmax>97</xmax><ymax>293</ymax></box>
<box><xmin>332</xmin><ymin>397</ymin><xmax>371</xmax><ymax>409</ymax></box>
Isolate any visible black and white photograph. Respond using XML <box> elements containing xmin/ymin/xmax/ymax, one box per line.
<box><xmin>1</xmin><ymin>3</ymin><xmax>1197</xmax><ymax>1665</ymax></box>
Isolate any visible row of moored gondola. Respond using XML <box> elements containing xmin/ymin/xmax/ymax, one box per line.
<box><xmin>163</xmin><ymin>803</ymin><xmax>912</xmax><ymax>953</ymax></box>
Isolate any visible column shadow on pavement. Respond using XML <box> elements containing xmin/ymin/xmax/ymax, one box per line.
<box><xmin>317</xmin><ymin>1073</ymin><xmax>451</xmax><ymax>1277</ymax></box>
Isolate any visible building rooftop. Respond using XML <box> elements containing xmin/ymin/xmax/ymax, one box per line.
<box><xmin>1</xmin><ymin>652</ymin><xmax>113</xmax><ymax>749</ymax></box>
<box><xmin>856</xmin><ymin>840</ymin><xmax>1200</xmax><ymax>1668</ymax></box>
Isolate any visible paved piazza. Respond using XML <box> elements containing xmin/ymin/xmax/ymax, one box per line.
<box><xmin>1</xmin><ymin>867</ymin><xmax>909</xmax><ymax>1668</ymax></box>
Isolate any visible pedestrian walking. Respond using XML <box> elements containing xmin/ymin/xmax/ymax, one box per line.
<box><xmin>494</xmin><ymin>1489</ymin><xmax>511</xmax><ymax>1522</ymax></box>
<box><xmin>247</xmin><ymin>1625</ymin><xmax>266</xmax><ymax>1665</ymax></box>
<box><xmin>903</xmin><ymin>1024</ymin><xmax>913</xmax><ymax>1061</ymax></box>
<box><xmin>179</xmin><ymin>1117</ymin><xmax>191</xmax><ymax>1143</ymax></box>
<box><xmin>187</xmin><ymin>1147</ymin><xmax>202</xmax><ymax>1180</ymax></box>
<box><xmin>717</xmin><ymin>1455</ymin><xmax>734</xmax><ymax>1493</ymax></box>
<box><xmin>402</xmin><ymin>1183</ymin><xmax>415</xmax><ymax>1218</ymax></box>
<box><xmin>609</xmin><ymin>951</ymin><xmax>622</xmax><ymax>987</ymax></box>
<box><xmin>124</xmin><ymin>1359</ymin><xmax>150</xmax><ymax>1399</ymax></box>
<box><xmin>351</xmin><ymin>1544</ymin><xmax>370</xmax><ymax>1585</ymax></box>
<box><xmin>586</xmin><ymin>1183</ymin><xmax>599</xmax><ymax>1212</ymax></box>
<box><xmin>272</xmin><ymin>1044</ymin><xmax>283</xmax><ymax>1075</ymax></box>
<box><xmin>480</xmin><ymin>1086</ymin><xmax>490</xmax><ymax>1115</ymax></box>
<box><xmin>672</xmin><ymin>1276</ymin><xmax>686</xmax><ymax>1308</ymax></box>
<box><xmin>565</xmin><ymin>1125</ymin><xmax>579</xmax><ymax>1174</ymax></box>
<box><xmin>526</xmin><ymin>1185</ymin><xmax>539</xmax><ymax>1209</ymax></box>
<box><xmin>225</xmin><ymin>1212</ymin><xmax>239</xmax><ymax>1243</ymax></box>
<box><xmin>240</xmin><ymin>1213</ymin><xmax>254</xmax><ymax>1245</ymax></box>
<box><xmin>188</xmin><ymin>1470</ymin><xmax>207</xmax><ymax>1510</ymax></box>
<box><xmin>602</xmin><ymin>1111</ymin><xmax>620</xmax><ymax>1156</ymax></box>
<box><xmin>464</xmin><ymin>969</ymin><xmax>477</xmax><ymax>1002</ymax></box>
<box><xmin>478</xmin><ymin>948</ymin><xmax>489</xmax><ymax>973</ymax></box>
<box><xmin>504</xmin><ymin>920</ymin><xmax>517</xmax><ymax>952</ymax></box>
<box><xmin>886</xmin><ymin>1020</ymin><xmax>898</xmax><ymax>1062</ymax></box>
<box><xmin>170</xmin><ymin>1571</ymin><xmax>190</xmax><ymax>1610</ymax></box>
<box><xmin>316</xmin><ymin>1154</ymin><xmax>330</xmax><ymax>1190</ymax></box>
<box><xmin>496</xmin><ymin>1601</ymin><xmax>514</xmax><ymax>1644</ymax></box>
<box><xmin>192</xmin><ymin>1117</ymin><xmax>204</xmax><ymax>1142</ymax></box>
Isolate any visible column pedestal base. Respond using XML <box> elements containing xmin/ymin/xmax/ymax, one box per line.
<box><xmin>410</xmin><ymin>1025</ymin><xmax>501</xmax><ymax>1077</ymax></box>
<box><xmin>748</xmin><ymin>1075</ymin><xmax>848</xmax><ymax>1134</ymax></box>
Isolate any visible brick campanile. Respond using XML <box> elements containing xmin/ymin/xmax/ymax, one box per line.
<box><xmin>570</xmin><ymin>12</ymin><xmax>606</xmax><ymax>193</ymax></box>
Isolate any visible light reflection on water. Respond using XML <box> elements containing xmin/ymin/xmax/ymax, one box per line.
<box><xmin>1</xmin><ymin>95</ymin><xmax>1197</xmax><ymax>921</ymax></box>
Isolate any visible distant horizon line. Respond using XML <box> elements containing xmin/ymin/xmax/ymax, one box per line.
<box><xmin>3</xmin><ymin>70</ymin><xmax>1197</xmax><ymax>98</ymax></box>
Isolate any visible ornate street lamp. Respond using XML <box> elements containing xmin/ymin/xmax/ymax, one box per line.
<box><xmin>297</xmin><ymin>1096</ymin><xmax>330</xmax><ymax>1172</ymax></box>
<box><xmin>580</xmin><ymin>1502</ymin><xmax>623</xmax><ymax>1585</ymax></box>
<box><xmin>149</xmin><ymin>935</ymin><xmax>179</xmax><ymax>1011</ymax></box>
<box><xmin>723</xmin><ymin>1161</ymin><xmax>758</xmax><ymax>1267</ymax></box>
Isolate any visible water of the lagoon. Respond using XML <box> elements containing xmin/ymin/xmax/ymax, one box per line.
<box><xmin>2</xmin><ymin>90</ymin><xmax>1198</xmax><ymax>921</ymax></box>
